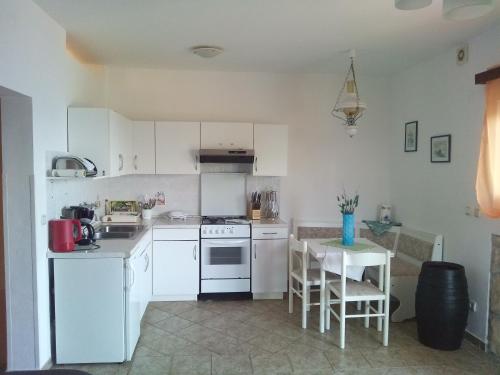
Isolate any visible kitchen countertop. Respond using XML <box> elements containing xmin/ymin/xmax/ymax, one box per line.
<box><xmin>251</xmin><ymin>218</ymin><xmax>288</xmax><ymax>228</ymax></box>
<box><xmin>48</xmin><ymin>216</ymin><xmax>287</xmax><ymax>259</ymax></box>
<box><xmin>48</xmin><ymin>222</ymin><xmax>154</xmax><ymax>259</ymax></box>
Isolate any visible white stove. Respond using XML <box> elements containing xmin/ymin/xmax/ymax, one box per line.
<box><xmin>200</xmin><ymin>216</ymin><xmax>251</xmax><ymax>294</ymax></box>
<box><xmin>201</xmin><ymin>216</ymin><xmax>250</xmax><ymax>239</ymax></box>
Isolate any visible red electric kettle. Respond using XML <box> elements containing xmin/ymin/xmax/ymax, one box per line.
<box><xmin>49</xmin><ymin>219</ymin><xmax>82</xmax><ymax>252</ymax></box>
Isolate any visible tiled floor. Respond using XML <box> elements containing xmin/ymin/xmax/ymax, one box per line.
<box><xmin>55</xmin><ymin>298</ymin><xmax>500</xmax><ymax>374</ymax></box>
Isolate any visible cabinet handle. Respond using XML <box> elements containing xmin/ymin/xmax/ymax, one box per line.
<box><xmin>134</xmin><ymin>155</ymin><xmax>138</xmax><ymax>170</ymax></box>
<box><xmin>195</xmin><ymin>155</ymin><xmax>198</xmax><ymax>171</ymax></box>
<box><xmin>263</xmin><ymin>232</ymin><xmax>278</xmax><ymax>235</ymax></box>
<box><xmin>254</xmin><ymin>157</ymin><xmax>258</xmax><ymax>173</ymax></box>
<box><xmin>144</xmin><ymin>254</ymin><xmax>150</xmax><ymax>272</ymax></box>
<box><xmin>193</xmin><ymin>244</ymin><xmax>197</xmax><ymax>260</ymax></box>
<box><xmin>129</xmin><ymin>266</ymin><xmax>135</xmax><ymax>288</ymax></box>
<box><xmin>254</xmin><ymin>243</ymin><xmax>257</xmax><ymax>259</ymax></box>
<box><xmin>118</xmin><ymin>154</ymin><xmax>124</xmax><ymax>171</ymax></box>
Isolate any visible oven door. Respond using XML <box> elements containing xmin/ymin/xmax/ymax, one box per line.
<box><xmin>201</xmin><ymin>238</ymin><xmax>250</xmax><ymax>279</ymax></box>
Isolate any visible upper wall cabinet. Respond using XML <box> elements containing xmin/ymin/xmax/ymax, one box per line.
<box><xmin>201</xmin><ymin>122</ymin><xmax>253</xmax><ymax>149</ymax></box>
<box><xmin>132</xmin><ymin>121</ymin><xmax>155</xmax><ymax>174</ymax></box>
<box><xmin>68</xmin><ymin>108</ymin><xmax>133</xmax><ymax>177</ymax></box>
<box><xmin>155</xmin><ymin>121</ymin><xmax>200</xmax><ymax>174</ymax></box>
<box><xmin>253</xmin><ymin>124</ymin><xmax>288</xmax><ymax>176</ymax></box>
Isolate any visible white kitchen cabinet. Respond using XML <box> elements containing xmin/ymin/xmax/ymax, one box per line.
<box><xmin>252</xmin><ymin>229</ymin><xmax>288</xmax><ymax>299</ymax></box>
<box><xmin>68</xmin><ymin>107</ymin><xmax>133</xmax><ymax>177</ymax></box>
<box><xmin>201</xmin><ymin>122</ymin><xmax>253</xmax><ymax>149</ymax></box>
<box><xmin>155</xmin><ymin>121</ymin><xmax>200</xmax><ymax>174</ymax></box>
<box><xmin>54</xmin><ymin>257</ymin><xmax>126</xmax><ymax>363</ymax></box>
<box><xmin>132</xmin><ymin>121</ymin><xmax>155</xmax><ymax>174</ymax></box>
<box><xmin>109</xmin><ymin>111</ymin><xmax>133</xmax><ymax>176</ymax></box>
<box><xmin>253</xmin><ymin>124</ymin><xmax>288</xmax><ymax>176</ymax></box>
<box><xmin>153</xmin><ymin>229</ymin><xmax>199</xmax><ymax>301</ymax></box>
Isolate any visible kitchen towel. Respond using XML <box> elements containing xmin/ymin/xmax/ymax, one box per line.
<box><xmin>363</xmin><ymin>220</ymin><xmax>401</xmax><ymax>236</ymax></box>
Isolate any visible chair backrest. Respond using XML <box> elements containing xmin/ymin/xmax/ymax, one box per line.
<box><xmin>297</xmin><ymin>226</ymin><xmax>343</xmax><ymax>240</ymax></box>
<box><xmin>341</xmin><ymin>250</ymin><xmax>391</xmax><ymax>297</ymax></box>
<box><xmin>289</xmin><ymin>234</ymin><xmax>308</xmax><ymax>275</ymax></box>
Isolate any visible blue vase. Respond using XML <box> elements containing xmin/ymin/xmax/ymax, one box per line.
<box><xmin>342</xmin><ymin>213</ymin><xmax>355</xmax><ymax>246</ymax></box>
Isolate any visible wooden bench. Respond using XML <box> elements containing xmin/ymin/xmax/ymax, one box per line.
<box><xmin>295</xmin><ymin>222</ymin><xmax>443</xmax><ymax>322</ymax></box>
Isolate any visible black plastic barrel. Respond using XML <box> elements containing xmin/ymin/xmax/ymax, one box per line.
<box><xmin>415</xmin><ymin>261</ymin><xmax>469</xmax><ymax>350</ymax></box>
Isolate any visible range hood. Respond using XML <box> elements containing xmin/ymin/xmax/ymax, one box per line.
<box><xmin>199</xmin><ymin>149</ymin><xmax>254</xmax><ymax>164</ymax></box>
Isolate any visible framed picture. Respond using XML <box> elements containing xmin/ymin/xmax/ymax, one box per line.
<box><xmin>404</xmin><ymin>121</ymin><xmax>418</xmax><ymax>152</ymax></box>
<box><xmin>431</xmin><ymin>135</ymin><xmax>451</xmax><ymax>163</ymax></box>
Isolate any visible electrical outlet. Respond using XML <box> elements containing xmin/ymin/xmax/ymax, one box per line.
<box><xmin>465</xmin><ymin>206</ymin><xmax>473</xmax><ymax>216</ymax></box>
<box><xmin>469</xmin><ymin>301</ymin><xmax>478</xmax><ymax>312</ymax></box>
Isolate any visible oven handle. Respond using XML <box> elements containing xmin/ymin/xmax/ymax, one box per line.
<box><xmin>202</xmin><ymin>239</ymin><xmax>249</xmax><ymax>246</ymax></box>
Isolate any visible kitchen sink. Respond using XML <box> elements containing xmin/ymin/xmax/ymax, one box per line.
<box><xmin>94</xmin><ymin>225</ymin><xmax>146</xmax><ymax>240</ymax></box>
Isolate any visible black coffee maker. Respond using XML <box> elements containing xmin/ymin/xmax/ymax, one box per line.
<box><xmin>61</xmin><ymin>206</ymin><xmax>96</xmax><ymax>245</ymax></box>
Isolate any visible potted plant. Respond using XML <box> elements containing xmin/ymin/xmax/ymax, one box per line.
<box><xmin>140</xmin><ymin>196</ymin><xmax>156</xmax><ymax>220</ymax></box>
<box><xmin>337</xmin><ymin>191</ymin><xmax>359</xmax><ymax>246</ymax></box>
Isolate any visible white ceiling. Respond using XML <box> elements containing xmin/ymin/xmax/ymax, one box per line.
<box><xmin>34</xmin><ymin>0</ymin><xmax>500</xmax><ymax>75</ymax></box>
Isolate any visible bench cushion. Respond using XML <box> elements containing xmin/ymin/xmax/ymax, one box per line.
<box><xmin>397</xmin><ymin>233</ymin><xmax>433</xmax><ymax>262</ymax></box>
<box><xmin>359</xmin><ymin>228</ymin><xmax>397</xmax><ymax>250</ymax></box>
<box><xmin>391</xmin><ymin>256</ymin><xmax>421</xmax><ymax>277</ymax></box>
<box><xmin>297</xmin><ymin>226</ymin><xmax>342</xmax><ymax>240</ymax></box>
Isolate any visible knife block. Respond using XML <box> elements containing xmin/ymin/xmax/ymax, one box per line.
<box><xmin>247</xmin><ymin>202</ymin><xmax>261</xmax><ymax>220</ymax></box>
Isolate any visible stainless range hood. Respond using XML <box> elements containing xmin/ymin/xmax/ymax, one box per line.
<box><xmin>199</xmin><ymin>149</ymin><xmax>254</xmax><ymax>164</ymax></box>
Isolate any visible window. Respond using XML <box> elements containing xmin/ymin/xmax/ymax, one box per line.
<box><xmin>476</xmin><ymin>79</ymin><xmax>500</xmax><ymax>217</ymax></box>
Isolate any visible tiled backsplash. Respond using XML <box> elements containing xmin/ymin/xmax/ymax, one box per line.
<box><xmin>47</xmin><ymin>174</ymin><xmax>279</xmax><ymax>220</ymax></box>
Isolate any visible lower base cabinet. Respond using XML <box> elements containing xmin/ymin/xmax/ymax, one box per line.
<box><xmin>251</xmin><ymin>228</ymin><xmax>288</xmax><ymax>299</ymax></box>
<box><xmin>152</xmin><ymin>229</ymin><xmax>200</xmax><ymax>301</ymax></box>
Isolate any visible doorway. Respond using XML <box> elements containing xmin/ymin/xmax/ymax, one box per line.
<box><xmin>0</xmin><ymin>86</ymin><xmax>37</xmax><ymax>370</ymax></box>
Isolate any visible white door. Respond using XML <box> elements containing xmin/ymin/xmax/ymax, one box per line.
<box><xmin>155</xmin><ymin>121</ymin><xmax>200</xmax><ymax>174</ymax></box>
<box><xmin>251</xmin><ymin>239</ymin><xmax>288</xmax><ymax>294</ymax></box>
<box><xmin>126</xmin><ymin>255</ymin><xmax>141</xmax><ymax>360</ymax></box>
<box><xmin>153</xmin><ymin>240</ymin><xmax>199</xmax><ymax>297</ymax></box>
<box><xmin>201</xmin><ymin>122</ymin><xmax>253</xmax><ymax>149</ymax></box>
<box><xmin>253</xmin><ymin>124</ymin><xmax>288</xmax><ymax>176</ymax></box>
<box><xmin>132</xmin><ymin>121</ymin><xmax>155</xmax><ymax>174</ymax></box>
<box><xmin>54</xmin><ymin>258</ymin><xmax>125</xmax><ymax>363</ymax></box>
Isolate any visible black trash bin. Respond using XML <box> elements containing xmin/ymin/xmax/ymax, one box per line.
<box><xmin>415</xmin><ymin>261</ymin><xmax>469</xmax><ymax>350</ymax></box>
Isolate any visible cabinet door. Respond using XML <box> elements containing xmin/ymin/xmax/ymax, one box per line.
<box><xmin>201</xmin><ymin>122</ymin><xmax>253</xmax><ymax>149</ymax></box>
<box><xmin>153</xmin><ymin>240</ymin><xmax>199</xmax><ymax>298</ymax></box>
<box><xmin>251</xmin><ymin>239</ymin><xmax>288</xmax><ymax>294</ymax></box>
<box><xmin>253</xmin><ymin>124</ymin><xmax>288</xmax><ymax>176</ymax></box>
<box><xmin>126</xmin><ymin>256</ymin><xmax>141</xmax><ymax>360</ymax></box>
<box><xmin>121</xmin><ymin>117</ymin><xmax>133</xmax><ymax>175</ymax></box>
<box><xmin>109</xmin><ymin>111</ymin><xmax>128</xmax><ymax>177</ymax></box>
<box><xmin>155</xmin><ymin>121</ymin><xmax>200</xmax><ymax>174</ymax></box>
<box><xmin>67</xmin><ymin>107</ymin><xmax>110</xmax><ymax>177</ymax></box>
<box><xmin>132</xmin><ymin>121</ymin><xmax>155</xmax><ymax>174</ymax></box>
<box><xmin>141</xmin><ymin>241</ymin><xmax>153</xmax><ymax>317</ymax></box>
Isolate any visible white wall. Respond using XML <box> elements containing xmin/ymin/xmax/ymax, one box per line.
<box><xmin>106</xmin><ymin>67</ymin><xmax>392</xmax><ymax>224</ymax></box>
<box><xmin>0</xmin><ymin>0</ymin><xmax>106</xmax><ymax>369</ymax></box>
<box><xmin>389</xmin><ymin>24</ymin><xmax>500</xmax><ymax>342</ymax></box>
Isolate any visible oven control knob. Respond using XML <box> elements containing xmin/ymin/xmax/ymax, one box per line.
<box><xmin>221</xmin><ymin>229</ymin><xmax>225</xmax><ymax>234</ymax></box>
<box><xmin>202</xmin><ymin>229</ymin><xmax>206</xmax><ymax>234</ymax></box>
<box><xmin>230</xmin><ymin>228</ymin><xmax>234</xmax><ymax>234</ymax></box>
<box><xmin>208</xmin><ymin>229</ymin><xmax>213</xmax><ymax>234</ymax></box>
<box><xmin>215</xmin><ymin>229</ymin><xmax>219</xmax><ymax>234</ymax></box>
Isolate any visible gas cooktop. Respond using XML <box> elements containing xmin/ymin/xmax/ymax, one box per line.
<box><xmin>201</xmin><ymin>216</ymin><xmax>250</xmax><ymax>225</ymax></box>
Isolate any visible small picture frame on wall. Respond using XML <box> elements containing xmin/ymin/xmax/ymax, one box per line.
<box><xmin>431</xmin><ymin>134</ymin><xmax>451</xmax><ymax>163</ymax></box>
<box><xmin>404</xmin><ymin>121</ymin><xmax>418</xmax><ymax>152</ymax></box>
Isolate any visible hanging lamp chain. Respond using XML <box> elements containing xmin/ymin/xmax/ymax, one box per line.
<box><xmin>332</xmin><ymin>56</ymin><xmax>363</xmax><ymax>124</ymax></box>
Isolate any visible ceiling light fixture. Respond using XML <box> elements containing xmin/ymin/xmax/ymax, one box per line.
<box><xmin>332</xmin><ymin>49</ymin><xmax>367</xmax><ymax>138</ymax></box>
<box><xmin>443</xmin><ymin>0</ymin><xmax>495</xmax><ymax>20</ymax></box>
<box><xmin>395</xmin><ymin>0</ymin><xmax>432</xmax><ymax>10</ymax></box>
<box><xmin>191</xmin><ymin>46</ymin><xmax>224</xmax><ymax>58</ymax></box>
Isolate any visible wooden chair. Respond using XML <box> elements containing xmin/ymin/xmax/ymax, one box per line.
<box><xmin>288</xmin><ymin>234</ymin><xmax>337</xmax><ymax>329</ymax></box>
<box><xmin>325</xmin><ymin>249</ymin><xmax>391</xmax><ymax>349</ymax></box>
